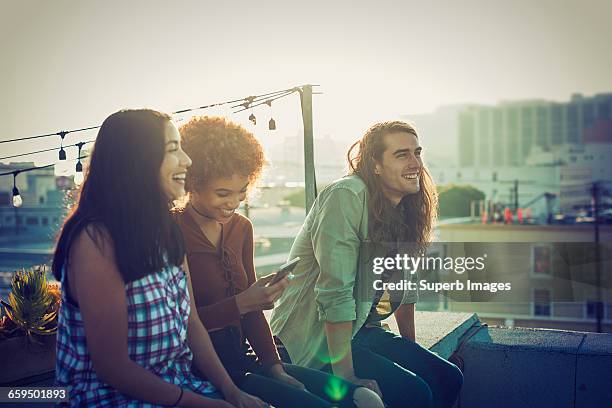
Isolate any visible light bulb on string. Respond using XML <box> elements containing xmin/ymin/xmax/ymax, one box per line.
<box><xmin>74</xmin><ymin>142</ymin><xmax>84</xmax><ymax>185</ymax></box>
<box><xmin>240</xmin><ymin>96</ymin><xmax>256</xmax><ymax>126</ymax></box>
<box><xmin>266</xmin><ymin>100</ymin><xmax>276</xmax><ymax>130</ymax></box>
<box><xmin>58</xmin><ymin>131</ymin><xmax>67</xmax><ymax>160</ymax></box>
<box><xmin>12</xmin><ymin>172</ymin><xmax>22</xmax><ymax>208</ymax></box>
<box><xmin>74</xmin><ymin>161</ymin><xmax>84</xmax><ymax>185</ymax></box>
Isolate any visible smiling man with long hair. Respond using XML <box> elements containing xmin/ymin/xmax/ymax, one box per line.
<box><xmin>271</xmin><ymin>121</ymin><xmax>463</xmax><ymax>408</ymax></box>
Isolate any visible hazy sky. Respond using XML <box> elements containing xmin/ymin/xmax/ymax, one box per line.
<box><xmin>2</xmin><ymin>0</ymin><xmax>611</xmax><ymax>166</ymax></box>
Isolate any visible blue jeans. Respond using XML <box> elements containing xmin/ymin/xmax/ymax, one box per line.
<box><xmin>341</xmin><ymin>326</ymin><xmax>463</xmax><ymax>408</ymax></box>
<box><xmin>239</xmin><ymin>363</ymin><xmax>362</xmax><ymax>408</ymax></box>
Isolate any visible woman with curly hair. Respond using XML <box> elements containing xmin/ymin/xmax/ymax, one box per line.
<box><xmin>175</xmin><ymin>116</ymin><xmax>382</xmax><ymax>408</ymax></box>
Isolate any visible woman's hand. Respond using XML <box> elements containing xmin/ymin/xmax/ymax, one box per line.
<box><xmin>235</xmin><ymin>274</ymin><xmax>290</xmax><ymax>314</ymax></box>
<box><xmin>268</xmin><ymin>364</ymin><xmax>305</xmax><ymax>390</ymax></box>
<box><xmin>224</xmin><ymin>387</ymin><xmax>268</xmax><ymax>408</ymax></box>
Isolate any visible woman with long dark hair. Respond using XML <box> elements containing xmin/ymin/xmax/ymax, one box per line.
<box><xmin>53</xmin><ymin>109</ymin><xmax>265</xmax><ymax>407</ymax></box>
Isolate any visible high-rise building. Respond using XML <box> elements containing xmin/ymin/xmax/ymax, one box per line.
<box><xmin>459</xmin><ymin>93</ymin><xmax>612</xmax><ymax>167</ymax></box>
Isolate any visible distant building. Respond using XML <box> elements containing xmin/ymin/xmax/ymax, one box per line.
<box><xmin>402</xmin><ymin>105</ymin><xmax>465</xmax><ymax>166</ymax></box>
<box><xmin>458</xmin><ymin>93</ymin><xmax>612</xmax><ymax>168</ymax></box>
<box><xmin>422</xmin><ymin>223</ymin><xmax>612</xmax><ymax>333</ymax></box>
<box><xmin>429</xmin><ymin>165</ymin><xmax>596</xmax><ymax>217</ymax></box>
<box><xmin>404</xmin><ymin>93</ymin><xmax>612</xmax><ymax>218</ymax></box>
<box><xmin>266</xmin><ymin>131</ymin><xmax>346</xmax><ymax>184</ymax></box>
<box><xmin>0</xmin><ymin>163</ymin><xmax>72</xmax><ymax>244</ymax></box>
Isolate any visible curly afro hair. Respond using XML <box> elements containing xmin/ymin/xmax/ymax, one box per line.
<box><xmin>179</xmin><ymin>116</ymin><xmax>265</xmax><ymax>193</ymax></box>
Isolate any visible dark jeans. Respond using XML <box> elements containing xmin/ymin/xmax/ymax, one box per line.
<box><xmin>204</xmin><ymin>327</ymin><xmax>361</xmax><ymax>407</ymax></box>
<box><xmin>326</xmin><ymin>326</ymin><xmax>463</xmax><ymax>408</ymax></box>
<box><xmin>236</xmin><ymin>363</ymin><xmax>362</xmax><ymax>408</ymax></box>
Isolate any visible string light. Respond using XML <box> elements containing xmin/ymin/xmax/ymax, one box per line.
<box><xmin>12</xmin><ymin>172</ymin><xmax>22</xmax><ymax>208</ymax></box>
<box><xmin>58</xmin><ymin>131</ymin><xmax>67</xmax><ymax>160</ymax></box>
<box><xmin>0</xmin><ymin>140</ymin><xmax>94</xmax><ymax>162</ymax></box>
<box><xmin>0</xmin><ymin>126</ymin><xmax>99</xmax><ymax>145</ymax></box>
<box><xmin>74</xmin><ymin>142</ymin><xmax>85</xmax><ymax>185</ymax></box>
<box><xmin>232</xmin><ymin>89</ymin><xmax>296</xmax><ymax>113</ymax></box>
<box><xmin>1</xmin><ymin>86</ymin><xmax>308</xmax><ymax>148</ymax></box>
<box><xmin>0</xmin><ymin>85</ymin><xmax>318</xmax><ymax>182</ymax></box>
<box><xmin>266</xmin><ymin>100</ymin><xmax>276</xmax><ymax>130</ymax></box>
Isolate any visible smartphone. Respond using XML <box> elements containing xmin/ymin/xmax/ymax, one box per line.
<box><xmin>268</xmin><ymin>257</ymin><xmax>300</xmax><ymax>286</ymax></box>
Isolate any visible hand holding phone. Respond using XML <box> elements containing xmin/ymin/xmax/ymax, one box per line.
<box><xmin>235</xmin><ymin>257</ymin><xmax>300</xmax><ymax>314</ymax></box>
<box><xmin>268</xmin><ymin>257</ymin><xmax>300</xmax><ymax>286</ymax></box>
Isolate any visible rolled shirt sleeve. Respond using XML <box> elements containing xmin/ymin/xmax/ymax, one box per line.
<box><xmin>401</xmin><ymin>269</ymin><xmax>419</xmax><ymax>304</ymax></box>
<box><xmin>311</xmin><ymin>187</ymin><xmax>365</xmax><ymax>323</ymax></box>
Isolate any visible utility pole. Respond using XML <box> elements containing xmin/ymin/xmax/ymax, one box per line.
<box><xmin>300</xmin><ymin>85</ymin><xmax>316</xmax><ymax>214</ymax></box>
<box><xmin>514</xmin><ymin>179</ymin><xmax>519</xmax><ymax>211</ymax></box>
<box><xmin>591</xmin><ymin>181</ymin><xmax>603</xmax><ymax>333</ymax></box>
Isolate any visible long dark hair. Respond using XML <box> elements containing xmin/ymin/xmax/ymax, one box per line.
<box><xmin>347</xmin><ymin>121</ymin><xmax>437</xmax><ymax>253</ymax></box>
<box><xmin>52</xmin><ymin>109</ymin><xmax>185</xmax><ymax>283</ymax></box>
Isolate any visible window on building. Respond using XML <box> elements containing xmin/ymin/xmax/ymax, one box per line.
<box><xmin>39</xmin><ymin>196</ymin><xmax>45</xmax><ymax>204</ymax></box>
<box><xmin>26</xmin><ymin>217</ymin><xmax>39</xmax><ymax>226</ymax></box>
<box><xmin>586</xmin><ymin>300</ymin><xmax>604</xmax><ymax>319</ymax></box>
<box><xmin>534</xmin><ymin>289</ymin><xmax>551</xmax><ymax>316</ymax></box>
<box><xmin>42</xmin><ymin>217</ymin><xmax>49</xmax><ymax>226</ymax></box>
<box><xmin>532</xmin><ymin>245</ymin><xmax>553</xmax><ymax>276</ymax></box>
<box><xmin>598</xmin><ymin>102</ymin><xmax>610</xmax><ymax>119</ymax></box>
<box><xmin>0</xmin><ymin>192</ymin><xmax>9</xmax><ymax>207</ymax></box>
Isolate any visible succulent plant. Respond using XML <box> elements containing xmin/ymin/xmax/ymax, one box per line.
<box><xmin>0</xmin><ymin>266</ymin><xmax>58</xmax><ymax>343</ymax></box>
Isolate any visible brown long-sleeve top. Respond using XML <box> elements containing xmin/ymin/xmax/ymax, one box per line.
<box><xmin>175</xmin><ymin>209</ymin><xmax>281</xmax><ymax>369</ymax></box>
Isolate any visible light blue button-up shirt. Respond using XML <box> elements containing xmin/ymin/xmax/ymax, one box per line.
<box><xmin>270</xmin><ymin>175</ymin><xmax>418</xmax><ymax>369</ymax></box>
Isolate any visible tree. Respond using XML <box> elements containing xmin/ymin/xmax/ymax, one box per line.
<box><xmin>437</xmin><ymin>184</ymin><xmax>485</xmax><ymax>218</ymax></box>
<box><xmin>283</xmin><ymin>188</ymin><xmax>305</xmax><ymax>208</ymax></box>
<box><xmin>283</xmin><ymin>185</ymin><xmax>327</xmax><ymax>208</ymax></box>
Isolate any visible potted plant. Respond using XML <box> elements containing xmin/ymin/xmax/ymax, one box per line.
<box><xmin>0</xmin><ymin>266</ymin><xmax>60</xmax><ymax>385</ymax></box>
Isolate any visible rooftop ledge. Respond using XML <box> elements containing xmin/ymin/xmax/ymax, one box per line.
<box><xmin>2</xmin><ymin>311</ymin><xmax>611</xmax><ymax>408</ymax></box>
<box><xmin>400</xmin><ymin>311</ymin><xmax>612</xmax><ymax>408</ymax></box>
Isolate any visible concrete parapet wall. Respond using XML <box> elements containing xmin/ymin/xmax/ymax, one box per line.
<box><xmin>457</xmin><ymin>326</ymin><xmax>612</xmax><ymax>408</ymax></box>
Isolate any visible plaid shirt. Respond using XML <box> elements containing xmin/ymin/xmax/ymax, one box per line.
<box><xmin>56</xmin><ymin>264</ymin><xmax>215</xmax><ymax>407</ymax></box>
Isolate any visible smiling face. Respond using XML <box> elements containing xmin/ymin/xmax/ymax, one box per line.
<box><xmin>374</xmin><ymin>131</ymin><xmax>423</xmax><ymax>205</ymax></box>
<box><xmin>190</xmin><ymin>173</ymin><xmax>249</xmax><ymax>223</ymax></box>
<box><xmin>159</xmin><ymin>122</ymin><xmax>192</xmax><ymax>201</ymax></box>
